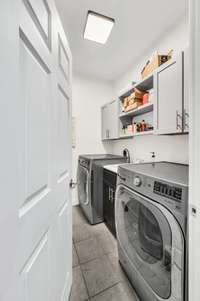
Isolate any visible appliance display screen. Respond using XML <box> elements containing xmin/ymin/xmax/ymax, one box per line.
<box><xmin>153</xmin><ymin>181</ymin><xmax>182</xmax><ymax>202</ymax></box>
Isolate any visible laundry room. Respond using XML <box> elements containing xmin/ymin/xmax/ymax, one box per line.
<box><xmin>53</xmin><ymin>0</ymin><xmax>193</xmax><ymax>299</ymax></box>
<box><xmin>1</xmin><ymin>1</ymin><xmax>200</xmax><ymax>301</ymax></box>
<box><xmin>53</xmin><ymin>0</ymin><xmax>198</xmax><ymax>300</ymax></box>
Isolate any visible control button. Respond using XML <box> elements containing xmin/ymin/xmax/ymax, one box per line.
<box><xmin>134</xmin><ymin>176</ymin><xmax>142</xmax><ymax>187</ymax></box>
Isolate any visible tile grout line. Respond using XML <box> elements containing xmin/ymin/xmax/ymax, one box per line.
<box><xmin>79</xmin><ymin>261</ymin><xmax>91</xmax><ymax>300</ymax></box>
<box><xmin>73</xmin><ymin>242</ymin><xmax>80</xmax><ymax>268</ymax></box>
<box><xmin>86</xmin><ymin>281</ymin><xmax>123</xmax><ymax>300</ymax></box>
<box><xmin>79</xmin><ymin>255</ymin><xmax>122</xmax><ymax>299</ymax></box>
<box><xmin>75</xmin><ymin>249</ymin><xmax>118</xmax><ymax>266</ymax></box>
<box><xmin>73</xmin><ymin>207</ymin><xmax>139</xmax><ymax>300</ymax></box>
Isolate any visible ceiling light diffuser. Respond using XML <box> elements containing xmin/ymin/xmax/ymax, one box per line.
<box><xmin>84</xmin><ymin>11</ymin><xmax>115</xmax><ymax>44</ymax></box>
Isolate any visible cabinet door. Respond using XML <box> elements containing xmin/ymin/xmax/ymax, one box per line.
<box><xmin>110</xmin><ymin>187</ymin><xmax>116</xmax><ymax>237</ymax></box>
<box><xmin>154</xmin><ymin>53</ymin><xmax>184</xmax><ymax>134</ymax></box>
<box><xmin>101</xmin><ymin>105</ymin><xmax>109</xmax><ymax>140</ymax></box>
<box><xmin>108</xmin><ymin>100</ymin><xmax>119</xmax><ymax>139</ymax></box>
<box><xmin>183</xmin><ymin>48</ymin><xmax>189</xmax><ymax>132</ymax></box>
<box><xmin>103</xmin><ymin>181</ymin><xmax>111</xmax><ymax>227</ymax></box>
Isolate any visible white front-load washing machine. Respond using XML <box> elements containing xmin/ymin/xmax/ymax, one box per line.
<box><xmin>115</xmin><ymin>162</ymin><xmax>188</xmax><ymax>301</ymax></box>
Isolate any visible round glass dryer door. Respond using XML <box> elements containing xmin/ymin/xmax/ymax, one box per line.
<box><xmin>116</xmin><ymin>186</ymin><xmax>173</xmax><ymax>299</ymax></box>
<box><xmin>77</xmin><ymin>165</ymin><xmax>89</xmax><ymax>205</ymax></box>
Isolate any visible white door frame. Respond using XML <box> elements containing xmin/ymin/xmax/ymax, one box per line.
<box><xmin>189</xmin><ymin>0</ymin><xmax>200</xmax><ymax>300</ymax></box>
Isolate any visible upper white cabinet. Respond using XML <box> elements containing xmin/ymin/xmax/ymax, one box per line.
<box><xmin>154</xmin><ymin>51</ymin><xmax>188</xmax><ymax>135</ymax></box>
<box><xmin>102</xmin><ymin>100</ymin><xmax>119</xmax><ymax>140</ymax></box>
<box><xmin>101</xmin><ymin>50</ymin><xmax>189</xmax><ymax>140</ymax></box>
<box><xmin>183</xmin><ymin>48</ymin><xmax>189</xmax><ymax>133</ymax></box>
<box><xmin>102</xmin><ymin>104</ymin><xmax>109</xmax><ymax>140</ymax></box>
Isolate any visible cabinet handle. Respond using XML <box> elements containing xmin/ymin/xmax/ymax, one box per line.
<box><xmin>108</xmin><ymin>187</ymin><xmax>111</xmax><ymax>200</ymax></box>
<box><xmin>111</xmin><ymin>189</ymin><xmax>115</xmax><ymax>203</ymax></box>
<box><xmin>106</xmin><ymin>130</ymin><xmax>109</xmax><ymax>139</ymax></box>
<box><xmin>176</xmin><ymin>110</ymin><xmax>182</xmax><ymax>131</ymax></box>
<box><xmin>109</xmin><ymin>188</ymin><xmax>114</xmax><ymax>203</ymax></box>
<box><xmin>184</xmin><ymin>110</ymin><xmax>189</xmax><ymax>130</ymax></box>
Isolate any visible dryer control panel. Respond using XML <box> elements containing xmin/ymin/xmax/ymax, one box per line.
<box><xmin>153</xmin><ymin>181</ymin><xmax>182</xmax><ymax>202</ymax></box>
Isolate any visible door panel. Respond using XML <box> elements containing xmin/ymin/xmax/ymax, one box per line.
<box><xmin>20</xmin><ymin>234</ymin><xmax>50</xmax><ymax>301</ymax></box>
<box><xmin>154</xmin><ymin>53</ymin><xmax>183</xmax><ymax>134</ymax></box>
<box><xmin>19</xmin><ymin>35</ymin><xmax>50</xmax><ymax>201</ymax></box>
<box><xmin>0</xmin><ymin>1</ymin><xmax>19</xmax><ymax>298</ymax></box>
<box><xmin>101</xmin><ymin>105</ymin><xmax>108</xmax><ymax>140</ymax></box>
<box><xmin>13</xmin><ymin>0</ymin><xmax>72</xmax><ymax>300</ymax></box>
<box><xmin>58</xmin><ymin>202</ymin><xmax>72</xmax><ymax>300</ymax></box>
<box><xmin>183</xmin><ymin>48</ymin><xmax>189</xmax><ymax>132</ymax></box>
<box><xmin>49</xmin><ymin>200</ymin><xmax>72</xmax><ymax>301</ymax></box>
<box><xmin>101</xmin><ymin>101</ymin><xmax>119</xmax><ymax>140</ymax></box>
<box><xmin>58</xmin><ymin>35</ymin><xmax>70</xmax><ymax>81</ymax></box>
<box><xmin>108</xmin><ymin>100</ymin><xmax>119</xmax><ymax>139</ymax></box>
<box><xmin>18</xmin><ymin>15</ymin><xmax>53</xmax><ymax>269</ymax></box>
<box><xmin>28</xmin><ymin>0</ymin><xmax>49</xmax><ymax>35</ymax></box>
<box><xmin>57</xmin><ymin>85</ymin><xmax>70</xmax><ymax>181</ymax></box>
<box><xmin>22</xmin><ymin>0</ymin><xmax>51</xmax><ymax>49</ymax></box>
<box><xmin>1</xmin><ymin>0</ymin><xmax>72</xmax><ymax>299</ymax></box>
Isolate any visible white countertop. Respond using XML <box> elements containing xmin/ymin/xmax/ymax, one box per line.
<box><xmin>103</xmin><ymin>164</ymin><xmax>121</xmax><ymax>173</ymax></box>
<box><xmin>103</xmin><ymin>161</ymin><xmax>150</xmax><ymax>173</ymax></box>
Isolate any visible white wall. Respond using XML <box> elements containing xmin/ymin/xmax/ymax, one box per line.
<box><xmin>114</xmin><ymin>16</ymin><xmax>189</xmax><ymax>92</ymax></box>
<box><xmin>72</xmin><ymin>75</ymin><xmax>114</xmax><ymax>205</ymax></box>
<box><xmin>111</xmin><ymin>16</ymin><xmax>189</xmax><ymax>164</ymax></box>
<box><xmin>72</xmin><ymin>16</ymin><xmax>189</xmax><ymax>205</ymax></box>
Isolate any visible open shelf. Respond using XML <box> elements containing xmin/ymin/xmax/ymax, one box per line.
<box><xmin>119</xmin><ymin>74</ymin><xmax>153</xmax><ymax>100</ymax></box>
<box><xmin>134</xmin><ymin>74</ymin><xmax>154</xmax><ymax>91</ymax></box>
<box><xmin>119</xmin><ymin>134</ymin><xmax>133</xmax><ymax>139</ymax></box>
<box><xmin>118</xmin><ymin>82</ymin><xmax>136</xmax><ymax>100</ymax></box>
<box><xmin>133</xmin><ymin>130</ymin><xmax>154</xmax><ymax>136</ymax></box>
<box><xmin>119</xmin><ymin>102</ymin><xmax>153</xmax><ymax>119</ymax></box>
<box><xmin>119</xmin><ymin>130</ymin><xmax>154</xmax><ymax>139</ymax></box>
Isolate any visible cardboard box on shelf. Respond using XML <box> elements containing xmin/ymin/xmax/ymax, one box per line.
<box><xmin>124</xmin><ymin>100</ymin><xmax>142</xmax><ymax>112</ymax></box>
<box><xmin>134</xmin><ymin>88</ymin><xmax>146</xmax><ymax>99</ymax></box>
<box><xmin>141</xmin><ymin>50</ymin><xmax>173</xmax><ymax>79</ymax></box>
<box><xmin>122</xmin><ymin>88</ymin><xmax>145</xmax><ymax>112</ymax></box>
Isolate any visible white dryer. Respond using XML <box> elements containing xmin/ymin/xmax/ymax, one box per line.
<box><xmin>115</xmin><ymin>162</ymin><xmax>188</xmax><ymax>301</ymax></box>
<box><xmin>77</xmin><ymin>154</ymin><xmax>126</xmax><ymax>224</ymax></box>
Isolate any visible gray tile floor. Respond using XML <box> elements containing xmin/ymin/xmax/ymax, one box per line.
<box><xmin>70</xmin><ymin>206</ymin><xmax>140</xmax><ymax>301</ymax></box>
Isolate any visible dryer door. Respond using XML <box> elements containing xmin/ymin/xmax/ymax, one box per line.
<box><xmin>116</xmin><ymin>185</ymin><xmax>185</xmax><ymax>301</ymax></box>
<box><xmin>77</xmin><ymin>164</ymin><xmax>90</xmax><ymax>206</ymax></box>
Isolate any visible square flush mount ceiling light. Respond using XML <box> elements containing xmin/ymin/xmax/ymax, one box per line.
<box><xmin>84</xmin><ymin>11</ymin><xmax>115</xmax><ymax>44</ymax></box>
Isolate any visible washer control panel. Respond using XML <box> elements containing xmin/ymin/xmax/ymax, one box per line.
<box><xmin>153</xmin><ymin>181</ymin><xmax>182</xmax><ymax>202</ymax></box>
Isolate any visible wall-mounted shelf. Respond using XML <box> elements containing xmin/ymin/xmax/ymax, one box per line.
<box><xmin>118</xmin><ymin>82</ymin><xmax>136</xmax><ymax>100</ymax></box>
<box><xmin>134</xmin><ymin>74</ymin><xmax>154</xmax><ymax>91</ymax></box>
<box><xmin>119</xmin><ymin>134</ymin><xmax>133</xmax><ymax>139</ymax></box>
<box><xmin>119</xmin><ymin>130</ymin><xmax>154</xmax><ymax>139</ymax></box>
<box><xmin>133</xmin><ymin>130</ymin><xmax>154</xmax><ymax>136</ymax></box>
<box><xmin>118</xmin><ymin>75</ymin><xmax>153</xmax><ymax>102</ymax></box>
<box><xmin>119</xmin><ymin>103</ymin><xmax>153</xmax><ymax>119</ymax></box>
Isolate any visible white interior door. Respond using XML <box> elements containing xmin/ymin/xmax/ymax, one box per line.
<box><xmin>0</xmin><ymin>2</ymin><xmax>19</xmax><ymax>300</ymax></box>
<box><xmin>0</xmin><ymin>1</ymin><xmax>72</xmax><ymax>301</ymax></box>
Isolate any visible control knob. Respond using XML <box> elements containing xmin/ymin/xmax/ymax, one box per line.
<box><xmin>134</xmin><ymin>176</ymin><xmax>142</xmax><ymax>187</ymax></box>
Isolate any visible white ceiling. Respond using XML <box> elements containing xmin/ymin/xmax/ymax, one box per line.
<box><xmin>55</xmin><ymin>0</ymin><xmax>187</xmax><ymax>81</ymax></box>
